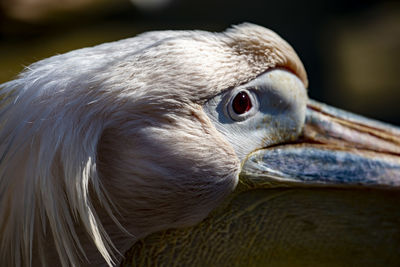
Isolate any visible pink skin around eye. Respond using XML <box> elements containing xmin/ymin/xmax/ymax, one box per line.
<box><xmin>232</xmin><ymin>91</ymin><xmax>252</xmax><ymax>114</ymax></box>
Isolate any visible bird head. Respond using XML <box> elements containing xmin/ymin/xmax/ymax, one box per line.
<box><xmin>0</xmin><ymin>23</ymin><xmax>399</xmax><ymax>267</ymax></box>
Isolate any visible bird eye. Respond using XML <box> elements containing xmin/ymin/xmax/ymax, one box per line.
<box><xmin>225</xmin><ymin>89</ymin><xmax>258</xmax><ymax>122</ymax></box>
<box><xmin>232</xmin><ymin>91</ymin><xmax>252</xmax><ymax>115</ymax></box>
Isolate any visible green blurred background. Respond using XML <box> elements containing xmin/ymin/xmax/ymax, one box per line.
<box><xmin>1</xmin><ymin>0</ymin><xmax>399</xmax><ymax>124</ymax></box>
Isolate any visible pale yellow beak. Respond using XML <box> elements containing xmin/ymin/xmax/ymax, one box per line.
<box><xmin>241</xmin><ymin>99</ymin><xmax>400</xmax><ymax>189</ymax></box>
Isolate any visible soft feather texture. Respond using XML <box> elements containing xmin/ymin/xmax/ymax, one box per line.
<box><xmin>0</xmin><ymin>23</ymin><xmax>306</xmax><ymax>266</ymax></box>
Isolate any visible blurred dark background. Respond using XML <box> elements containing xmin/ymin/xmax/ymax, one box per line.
<box><xmin>1</xmin><ymin>0</ymin><xmax>399</xmax><ymax>124</ymax></box>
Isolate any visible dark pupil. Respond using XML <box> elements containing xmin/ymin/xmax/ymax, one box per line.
<box><xmin>232</xmin><ymin>91</ymin><xmax>252</xmax><ymax>114</ymax></box>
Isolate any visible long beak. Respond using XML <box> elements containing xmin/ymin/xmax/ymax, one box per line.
<box><xmin>241</xmin><ymin>99</ymin><xmax>400</xmax><ymax>188</ymax></box>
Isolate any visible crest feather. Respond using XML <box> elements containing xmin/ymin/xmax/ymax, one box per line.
<box><xmin>0</xmin><ymin>59</ymin><xmax>120</xmax><ymax>266</ymax></box>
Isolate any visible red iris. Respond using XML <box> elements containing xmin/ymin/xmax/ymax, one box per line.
<box><xmin>232</xmin><ymin>91</ymin><xmax>252</xmax><ymax>114</ymax></box>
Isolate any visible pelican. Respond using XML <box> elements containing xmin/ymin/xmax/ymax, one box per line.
<box><xmin>0</xmin><ymin>23</ymin><xmax>399</xmax><ymax>267</ymax></box>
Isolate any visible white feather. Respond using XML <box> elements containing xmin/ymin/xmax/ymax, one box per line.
<box><xmin>0</xmin><ymin>23</ymin><xmax>307</xmax><ymax>266</ymax></box>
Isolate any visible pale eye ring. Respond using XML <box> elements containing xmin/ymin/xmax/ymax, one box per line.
<box><xmin>227</xmin><ymin>89</ymin><xmax>258</xmax><ymax>121</ymax></box>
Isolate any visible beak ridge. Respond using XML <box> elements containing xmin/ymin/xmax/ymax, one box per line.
<box><xmin>241</xmin><ymin>100</ymin><xmax>400</xmax><ymax>189</ymax></box>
